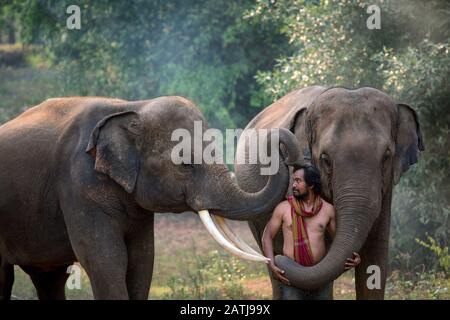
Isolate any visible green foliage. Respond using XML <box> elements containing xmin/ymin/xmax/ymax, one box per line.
<box><xmin>416</xmin><ymin>236</ymin><xmax>450</xmax><ymax>274</ymax></box>
<box><xmin>163</xmin><ymin>244</ymin><xmax>260</xmax><ymax>300</ymax></box>
<box><xmin>0</xmin><ymin>63</ymin><xmax>64</xmax><ymax>124</ymax></box>
<box><xmin>250</xmin><ymin>0</ymin><xmax>398</xmax><ymax>98</ymax></box>
<box><xmin>380</xmin><ymin>40</ymin><xmax>450</xmax><ymax>271</ymax></box>
<box><xmin>386</xmin><ymin>271</ymin><xmax>449</xmax><ymax>300</ymax></box>
<box><xmin>250</xmin><ymin>0</ymin><xmax>450</xmax><ymax>98</ymax></box>
<box><xmin>7</xmin><ymin>0</ymin><xmax>289</xmax><ymax>129</ymax></box>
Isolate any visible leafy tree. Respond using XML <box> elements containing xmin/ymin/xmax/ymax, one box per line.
<box><xmin>0</xmin><ymin>0</ymin><xmax>19</xmax><ymax>43</ymax></box>
<box><xmin>379</xmin><ymin>40</ymin><xmax>450</xmax><ymax>272</ymax></box>
<box><xmin>11</xmin><ymin>0</ymin><xmax>290</xmax><ymax>129</ymax></box>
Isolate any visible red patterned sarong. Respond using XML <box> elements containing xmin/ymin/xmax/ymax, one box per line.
<box><xmin>287</xmin><ymin>195</ymin><xmax>323</xmax><ymax>266</ymax></box>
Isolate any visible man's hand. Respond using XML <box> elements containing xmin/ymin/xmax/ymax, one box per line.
<box><xmin>269</xmin><ymin>263</ymin><xmax>290</xmax><ymax>285</ymax></box>
<box><xmin>344</xmin><ymin>252</ymin><xmax>361</xmax><ymax>271</ymax></box>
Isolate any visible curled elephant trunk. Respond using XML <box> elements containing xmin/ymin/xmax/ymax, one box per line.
<box><xmin>275</xmin><ymin>180</ymin><xmax>381</xmax><ymax>289</ymax></box>
<box><xmin>201</xmin><ymin>128</ymin><xmax>300</xmax><ymax>221</ymax></box>
<box><xmin>194</xmin><ymin>128</ymin><xmax>301</xmax><ymax>263</ymax></box>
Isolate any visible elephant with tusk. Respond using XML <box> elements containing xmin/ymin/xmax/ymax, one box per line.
<box><xmin>234</xmin><ymin>86</ymin><xmax>424</xmax><ymax>300</ymax></box>
<box><xmin>0</xmin><ymin>96</ymin><xmax>301</xmax><ymax>300</ymax></box>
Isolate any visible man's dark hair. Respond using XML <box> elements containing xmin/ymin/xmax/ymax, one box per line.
<box><xmin>293</xmin><ymin>164</ymin><xmax>322</xmax><ymax>195</ymax></box>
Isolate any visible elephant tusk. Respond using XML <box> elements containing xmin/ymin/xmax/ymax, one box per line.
<box><xmin>212</xmin><ymin>215</ymin><xmax>265</xmax><ymax>258</ymax></box>
<box><xmin>198</xmin><ymin>210</ymin><xmax>270</xmax><ymax>263</ymax></box>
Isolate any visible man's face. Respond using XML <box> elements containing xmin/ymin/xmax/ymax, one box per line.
<box><xmin>292</xmin><ymin>169</ymin><xmax>310</xmax><ymax>199</ymax></box>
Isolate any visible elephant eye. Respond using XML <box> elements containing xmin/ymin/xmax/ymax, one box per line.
<box><xmin>320</xmin><ymin>153</ymin><xmax>331</xmax><ymax>167</ymax></box>
<box><xmin>383</xmin><ymin>150</ymin><xmax>392</xmax><ymax>162</ymax></box>
<box><xmin>128</xmin><ymin>120</ymin><xmax>143</xmax><ymax>135</ymax></box>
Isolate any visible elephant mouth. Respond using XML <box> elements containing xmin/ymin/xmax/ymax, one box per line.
<box><xmin>197</xmin><ymin>210</ymin><xmax>270</xmax><ymax>263</ymax></box>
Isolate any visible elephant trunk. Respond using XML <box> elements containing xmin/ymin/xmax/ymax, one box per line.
<box><xmin>208</xmin><ymin>128</ymin><xmax>300</xmax><ymax>221</ymax></box>
<box><xmin>192</xmin><ymin>128</ymin><xmax>301</xmax><ymax>263</ymax></box>
<box><xmin>275</xmin><ymin>176</ymin><xmax>381</xmax><ymax>289</ymax></box>
<box><xmin>210</xmin><ymin>161</ymin><xmax>289</xmax><ymax>221</ymax></box>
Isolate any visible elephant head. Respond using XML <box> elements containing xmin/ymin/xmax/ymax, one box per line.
<box><xmin>85</xmin><ymin>96</ymin><xmax>301</xmax><ymax>262</ymax></box>
<box><xmin>271</xmin><ymin>87</ymin><xmax>424</xmax><ymax>289</ymax></box>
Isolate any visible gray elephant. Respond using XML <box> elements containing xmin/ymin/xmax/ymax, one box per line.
<box><xmin>234</xmin><ymin>86</ymin><xmax>424</xmax><ymax>299</ymax></box>
<box><xmin>0</xmin><ymin>96</ymin><xmax>301</xmax><ymax>300</ymax></box>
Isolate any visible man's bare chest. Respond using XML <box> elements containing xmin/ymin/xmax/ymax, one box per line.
<box><xmin>283</xmin><ymin>210</ymin><xmax>329</xmax><ymax>234</ymax></box>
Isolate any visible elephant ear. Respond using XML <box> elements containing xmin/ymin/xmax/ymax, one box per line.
<box><xmin>393</xmin><ymin>103</ymin><xmax>425</xmax><ymax>185</ymax></box>
<box><xmin>288</xmin><ymin>108</ymin><xmax>312</xmax><ymax>163</ymax></box>
<box><xmin>86</xmin><ymin>110</ymin><xmax>143</xmax><ymax>193</ymax></box>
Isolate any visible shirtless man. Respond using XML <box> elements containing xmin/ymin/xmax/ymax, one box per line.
<box><xmin>262</xmin><ymin>164</ymin><xmax>361</xmax><ymax>300</ymax></box>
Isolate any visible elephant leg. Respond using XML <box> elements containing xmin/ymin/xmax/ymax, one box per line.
<box><xmin>355</xmin><ymin>217</ymin><xmax>390</xmax><ymax>300</ymax></box>
<box><xmin>72</xmin><ymin>229</ymin><xmax>129</xmax><ymax>299</ymax></box>
<box><xmin>21</xmin><ymin>265</ymin><xmax>70</xmax><ymax>300</ymax></box>
<box><xmin>0</xmin><ymin>256</ymin><xmax>14</xmax><ymax>300</ymax></box>
<box><xmin>125</xmin><ymin>214</ymin><xmax>155</xmax><ymax>300</ymax></box>
<box><xmin>62</xmin><ymin>203</ymin><xmax>130</xmax><ymax>299</ymax></box>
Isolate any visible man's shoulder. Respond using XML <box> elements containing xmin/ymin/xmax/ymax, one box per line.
<box><xmin>276</xmin><ymin>200</ymin><xmax>291</xmax><ymax>210</ymax></box>
<box><xmin>320</xmin><ymin>198</ymin><xmax>335</xmax><ymax>215</ymax></box>
<box><xmin>320</xmin><ymin>198</ymin><xmax>332</xmax><ymax>208</ymax></box>
<box><xmin>274</xmin><ymin>200</ymin><xmax>291</xmax><ymax>215</ymax></box>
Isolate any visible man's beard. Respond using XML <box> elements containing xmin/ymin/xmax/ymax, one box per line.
<box><xmin>293</xmin><ymin>189</ymin><xmax>308</xmax><ymax>200</ymax></box>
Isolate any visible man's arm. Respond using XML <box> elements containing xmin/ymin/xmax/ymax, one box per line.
<box><xmin>262</xmin><ymin>202</ymin><xmax>290</xmax><ymax>285</ymax></box>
